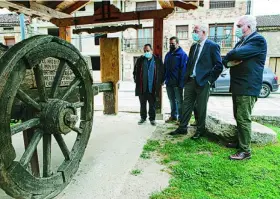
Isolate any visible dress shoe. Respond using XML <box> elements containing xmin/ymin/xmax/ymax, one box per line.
<box><xmin>165</xmin><ymin>117</ymin><xmax>177</xmax><ymax>123</ymax></box>
<box><xmin>229</xmin><ymin>152</ymin><xmax>251</xmax><ymax>160</ymax></box>
<box><xmin>225</xmin><ymin>142</ymin><xmax>239</xmax><ymax>149</ymax></box>
<box><xmin>138</xmin><ymin>118</ymin><xmax>146</xmax><ymax>125</ymax></box>
<box><xmin>191</xmin><ymin>132</ymin><xmax>201</xmax><ymax>140</ymax></box>
<box><xmin>150</xmin><ymin>120</ymin><xmax>156</xmax><ymax>126</ymax></box>
<box><xmin>169</xmin><ymin>128</ymin><xmax>187</xmax><ymax>135</ymax></box>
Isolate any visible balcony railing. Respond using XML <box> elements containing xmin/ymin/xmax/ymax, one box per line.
<box><xmin>209</xmin><ymin>0</ymin><xmax>235</xmax><ymax>9</ymax></box>
<box><xmin>208</xmin><ymin>35</ymin><xmax>239</xmax><ymax>49</ymax></box>
<box><xmin>123</xmin><ymin>38</ymin><xmax>169</xmax><ymax>52</ymax></box>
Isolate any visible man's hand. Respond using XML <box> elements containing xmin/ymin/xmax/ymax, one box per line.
<box><xmin>227</xmin><ymin>60</ymin><xmax>243</xmax><ymax>67</ymax></box>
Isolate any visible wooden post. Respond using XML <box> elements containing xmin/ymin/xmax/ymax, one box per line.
<box><xmin>59</xmin><ymin>26</ymin><xmax>71</xmax><ymax>42</ymax></box>
<box><xmin>100</xmin><ymin>38</ymin><xmax>120</xmax><ymax>114</ymax></box>
<box><xmin>153</xmin><ymin>18</ymin><xmax>164</xmax><ymax>120</ymax></box>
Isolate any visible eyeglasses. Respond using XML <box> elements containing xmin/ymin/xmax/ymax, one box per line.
<box><xmin>193</xmin><ymin>30</ymin><xmax>201</xmax><ymax>33</ymax></box>
<box><xmin>236</xmin><ymin>24</ymin><xmax>243</xmax><ymax>28</ymax></box>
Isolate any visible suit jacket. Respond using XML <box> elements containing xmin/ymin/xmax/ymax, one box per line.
<box><xmin>185</xmin><ymin>39</ymin><xmax>223</xmax><ymax>86</ymax></box>
<box><xmin>133</xmin><ymin>55</ymin><xmax>164</xmax><ymax>97</ymax></box>
<box><xmin>222</xmin><ymin>32</ymin><xmax>267</xmax><ymax>96</ymax></box>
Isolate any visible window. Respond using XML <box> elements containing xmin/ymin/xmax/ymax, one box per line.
<box><xmin>3</xmin><ymin>27</ymin><xmax>14</xmax><ymax>31</ymax></box>
<box><xmin>209</xmin><ymin>0</ymin><xmax>235</xmax><ymax>9</ymax></box>
<box><xmin>47</xmin><ymin>28</ymin><xmax>59</xmax><ymax>37</ymax></box>
<box><xmin>176</xmin><ymin>25</ymin><xmax>188</xmax><ymax>40</ymax></box>
<box><xmin>4</xmin><ymin>37</ymin><xmax>15</xmax><ymax>47</ymax></box>
<box><xmin>137</xmin><ymin>28</ymin><xmax>153</xmax><ymax>48</ymax></box>
<box><xmin>136</xmin><ymin>1</ymin><xmax>157</xmax><ymax>11</ymax></box>
<box><xmin>209</xmin><ymin>24</ymin><xmax>234</xmax><ymax>48</ymax></box>
<box><xmin>91</xmin><ymin>56</ymin><xmax>100</xmax><ymax>71</ymax></box>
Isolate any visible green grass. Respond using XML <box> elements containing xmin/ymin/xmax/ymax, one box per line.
<box><xmin>140</xmin><ymin>140</ymin><xmax>160</xmax><ymax>159</ymax></box>
<box><xmin>131</xmin><ymin>169</ymin><xmax>142</xmax><ymax>176</ymax></box>
<box><xmin>146</xmin><ymin>125</ymin><xmax>280</xmax><ymax>199</ymax></box>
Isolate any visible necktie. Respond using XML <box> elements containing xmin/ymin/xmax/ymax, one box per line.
<box><xmin>189</xmin><ymin>43</ymin><xmax>200</xmax><ymax>76</ymax></box>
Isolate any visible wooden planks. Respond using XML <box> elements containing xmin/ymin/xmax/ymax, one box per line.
<box><xmin>100</xmin><ymin>38</ymin><xmax>120</xmax><ymax>115</ymax></box>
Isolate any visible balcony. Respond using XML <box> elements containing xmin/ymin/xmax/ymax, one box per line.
<box><xmin>123</xmin><ymin>38</ymin><xmax>169</xmax><ymax>53</ymax></box>
<box><xmin>209</xmin><ymin>0</ymin><xmax>235</xmax><ymax>9</ymax></box>
<box><xmin>208</xmin><ymin>35</ymin><xmax>240</xmax><ymax>54</ymax></box>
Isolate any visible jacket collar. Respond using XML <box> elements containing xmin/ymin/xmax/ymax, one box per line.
<box><xmin>197</xmin><ymin>39</ymin><xmax>210</xmax><ymax>61</ymax></box>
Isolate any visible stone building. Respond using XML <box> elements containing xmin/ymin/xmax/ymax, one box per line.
<box><xmin>0</xmin><ymin>13</ymin><xmax>29</xmax><ymax>47</ymax></box>
<box><xmin>2</xmin><ymin>1</ymin><xmax>252</xmax><ymax>82</ymax></box>
<box><xmin>122</xmin><ymin>0</ymin><xmax>251</xmax><ymax>80</ymax></box>
<box><xmin>257</xmin><ymin>14</ymin><xmax>280</xmax><ymax>78</ymax></box>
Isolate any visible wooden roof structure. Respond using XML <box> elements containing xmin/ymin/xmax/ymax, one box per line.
<box><xmin>0</xmin><ymin>0</ymin><xmax>198</xmax><ymax>27</ymax></box>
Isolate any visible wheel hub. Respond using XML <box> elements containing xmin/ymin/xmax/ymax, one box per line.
<box><xmin>41</xmin><ymin>99</ymin><xmax>77</xmax><ymax>134</ymax></box>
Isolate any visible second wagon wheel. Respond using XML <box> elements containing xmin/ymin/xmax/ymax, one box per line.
<box><xmin>0</xmin><ymin>35</ymin><xmax>94</xmax><ymax>198</ymax></box>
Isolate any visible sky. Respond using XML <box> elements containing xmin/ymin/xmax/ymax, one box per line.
<box><xmin>0</xmin><ymin>0</ymin><xmax>280</xmax><ymax>16</ymax></box>
<box><xmin>253</xmin><ymin>0</ymin><xmax>280</xmax><ymax>16</ymax></box>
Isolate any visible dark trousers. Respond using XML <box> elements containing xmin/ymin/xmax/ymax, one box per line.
<box><xmin>166</xmin><ymin>86</ymin><xmax>183</xmax><ymax>120</ymax></box>
<box><xmin>232</xmin><ymin>95</ymin><xmax>257</xmax><ymax>153</ymax></box>
<box><xmin>180</xmin><ymin>78</ymin><xmax>210</xmax><ymax>133</ymax></box>
<box><xmin>139</xmin><ymin>93</ymin><xmax>156</xmax><ymax>121</ymax></box>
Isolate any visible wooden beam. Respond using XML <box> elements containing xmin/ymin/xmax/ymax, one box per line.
<box><xmin>153</xmin><ymin>18</ymin><xmax>164</xmax><ymax>118</ymax></box>
<box><xmin>173</xmin><ymin>0</ymin><xmax>198</xmax><ymax>10</ymax></box>
<box><xmin>36</xmin><ymin>1</ymin><xmax>64</xmax><ymax>9</ymax></box>
<box><xmin>0</xmin><ymin>1</ymin><xmax>71</xmax><ymax>20</ymax></box>
<box><xmin>29</xmin><ymin>2</ymin><xmax>72</xmax><ymax>18</ymax></box>
<box><xmin>59</xmin><ymin>27</ymin><xmax>71</xmax><ymax>42</ymax></box>
<box><xmin>62</xmin><ymin>1</ymin><xmax>90</xmax><ymax>14</ymax></box>
<box><xmin>159</xmin><ymin>0</ymin><xmax>198</xmax><ymax>10</ymax></box>
<box><xmin>50</xmin><ymin>8</ymin><xmax>174</xmax><ymax>27</ymax></box>
<box><xmin>73</xmin><ymin>24</ymin><xmax>142</xmax><ymax>34</ymax></box>
<box><xmin>100</xmin><ymin>38</ymin><xmax>120</xmax><ymax>115</ymax></box>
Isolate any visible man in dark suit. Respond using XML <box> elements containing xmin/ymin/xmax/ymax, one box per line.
<box><xmin>133</xmin><ymin>44</ymin><xmax>164</xmax><ymax>126</ymax></box>
<box><xmin>222</xmin><ymin>15</ymin><xmax>267</xmax><ymax>160</ymax></box>
<box><xmin>170</xmin><ymin>25</ymin><xmax>223</xmax><ymax>138</ymax></box>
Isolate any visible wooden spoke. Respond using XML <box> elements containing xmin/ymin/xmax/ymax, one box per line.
<box><xmin>43</xmin><ymin>134</ymin><xmax>52</xmax><ymax>177</ymax></box>
<box><xmin>16</xmin><ymin>89</ymin><xmax>41</xmax><ymax>111</ymax></box>
<box><xmin>69</xmin><ymin>126</ymin><xmax>82</xmax><ymax>134</ymax></box>
<box><xmin>11</xmin><ymin>118</ymin><xmax>40</xmax><ymax>135</ymax></box>
<box><xmin>72</xmin><ymin>102</ymin><xmax>84</xmax><ymax>108</ymax></box>
<box><xmin>20</xmin><ymin>130</ymin><xmax>43</xmax><ymax>168</ymax></box>
<box><xmin>53</xmin><ymin>134</ymin><xmax>71</xmax><ymax>160</ymax></box>
<box><xmin>50</xmin><ymin>60</ymin><xmax>67</xmax><ymax>98</ymax></box>
<box><xmin>61</xmin><ymin>77</ymin><xmax>81</xmax><ymax>100</ymax></box>
<box><xmin>33</xmin><ymin>64</ymin><xmax>47</xmax><ymax>102</ymax></box>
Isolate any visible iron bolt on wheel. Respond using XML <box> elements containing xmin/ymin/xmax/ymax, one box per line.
<box><xmin>0</xmin><ymin>35</ymin><xmax>93</xmax><ymax>199</ymax></box>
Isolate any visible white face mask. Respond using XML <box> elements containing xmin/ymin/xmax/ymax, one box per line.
<box><xmin>235</xmin><ymin>27</ymin><xmax>243</xmax><ymax>39</ymax></box>
<box><xmin>144</xmin><ymin>52</ymin><xmax>152</xmax><ymax>59</ymax></box>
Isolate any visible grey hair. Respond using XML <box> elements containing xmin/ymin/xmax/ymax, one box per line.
<box><xmin>239</xmin><ymin>15</ymin><xmax>257</xmax><ymax>32</ymax></box>
<box><xmin>195</xmin><ymin>24</ymin><xmax>208</xmax><ymax>34</ymax></box>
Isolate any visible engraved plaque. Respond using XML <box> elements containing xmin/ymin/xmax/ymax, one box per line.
<box><xmin>39</xmin><ymin>57</ymin><xmax>75</xmax><ymax>88</ymax></box>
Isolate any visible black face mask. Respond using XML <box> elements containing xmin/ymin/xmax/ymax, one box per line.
<box><xmin>169</xmin><ymin>44</ymin><xmax>176</xmax><ymax>51</ymax></box>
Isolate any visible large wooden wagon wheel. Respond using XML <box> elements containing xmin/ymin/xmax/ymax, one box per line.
<box><xmin>0</xmin><ymin>35</ymin><xmax>93</xmax><ymax>198</ymax></box>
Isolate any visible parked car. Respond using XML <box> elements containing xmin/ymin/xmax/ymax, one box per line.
<box><xmin>210</xmin><ymin>67</ymin><xmax>279</xmax><ymax>98</ymax></box>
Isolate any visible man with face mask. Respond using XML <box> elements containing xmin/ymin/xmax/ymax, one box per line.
<box><xmin>170</xmin><ymin>25</ymin><xmax>223</xmax><ymax>138</ymax></box>
<box><xmin>133</xmin><ymin>44</ymin><xmax>165</xmax><ymax>126</ymax></box>
<box><xmin>164</xmin><ymin>36</ymin><xmax>188</xmax><ymax>124</ymax></box>
<box><xmin>222</xmin><ymin>15</ymin><xmax>267</xmax><ymax>160</ymax></box>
